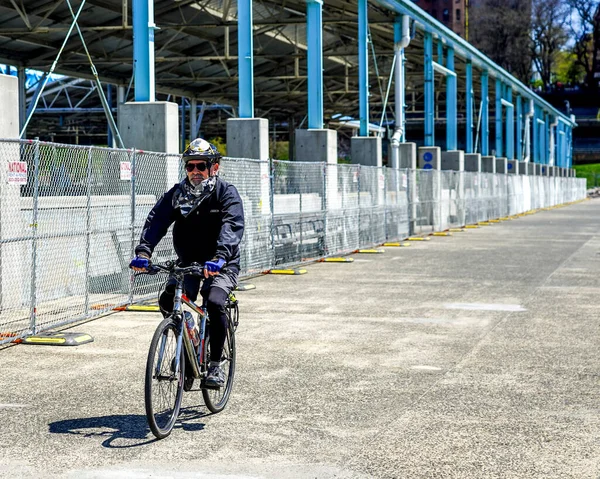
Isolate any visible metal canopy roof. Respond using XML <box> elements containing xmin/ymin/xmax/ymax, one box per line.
<box><xmin>0</xmin><ymin>0</ymin><xmax>572</xmax><ymax>142</ymax></box>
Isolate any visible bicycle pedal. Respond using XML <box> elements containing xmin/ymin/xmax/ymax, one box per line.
<box><xmin>200</xmin><ymin>380</ymin><xmax>222</xmax><ymax>390</ymax></box>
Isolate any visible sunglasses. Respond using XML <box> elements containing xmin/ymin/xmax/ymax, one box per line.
<box><xmin>185</xmin><ymin>162</ymin><xmax>209</xmax><ymax>172</ymax></box>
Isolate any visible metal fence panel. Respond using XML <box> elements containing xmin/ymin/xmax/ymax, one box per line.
<box><xmin>0</xmin><ymin>137</ymin><xmax>590</xmax><ymax>345</ymax></box>
<box><xmin>272</xmin><ymin>160</ymin><xmax>325</xmax><ymax>267</ymax></box>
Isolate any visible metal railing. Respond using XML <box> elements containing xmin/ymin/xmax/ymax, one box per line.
<box><xmin>0</xmin><ymin>139</ymin><xmax>587</xmax><ymax>344</ymax></box>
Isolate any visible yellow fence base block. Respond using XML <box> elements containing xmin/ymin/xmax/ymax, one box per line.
<box><xmin>22</xmin><ymin>331</ymin><xmax>93</xmax><ymax>346</ymax></box>
<box><xmin>408</xmin><ymin>236</ymin><xmax>431</xmax><ymax>241</ymax></box>
<box><xmin>432</xmin><ymin>232</ymin><xmax>452</xmax><ymax>237</ymax></box>
<box><xmin>449</xmin><ymin>228</ymin><xmax>465</xmax><ymax>232</ymax></box>
<box><xmin>488</xmin><ymin>219</ymin><xmax>501</xmax><ymax>223</ymax></box>
<box><xmin>323</xmin><ymin>257</ymin><xmax>354</xmax><ymax>263</ymax></box>
<box><xmin>464</xmin><ymin>225</ymin><xmax>479</xmax><ymax>229</ymax></box>
<box><xmin>357</xmin><ymin>249</ymin><xmax>385</xmax><ymax>254</ymax></box>
<box><xmin>383</xmin><ymin>242</ymin><xmax>411</xmax><ymax>247</ymax></box>
<box><xmin>269</xmin><ymin>269</ymin><xmax>307</xmax><ymax>275</ymax></box>
<box><xmin>477</xmin><ymin>222</ymin><xmax>492</xmax><ymax>226</ymax></box>
<box><xmin>235</xmin><ymin>283</ymin><xmax>257</xmax><ymax>291</ymax></box>
<box><xmin>499</xmin><ymin>217</ymin><xmax>512</xmax><ymax>220</ymax></box>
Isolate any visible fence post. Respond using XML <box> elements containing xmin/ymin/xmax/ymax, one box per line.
<box><xmin>322</xmin><ymin>162</ymin><xmax>327</xmax><ymax>256</ymax></box>
<box><xmin>269</xmin><ymin>158</ymin><xmax>275</xmax><ymax>269</ymax></box>
<box><xmin>299</xmin><ymin>165</ymin><xmax>303</xmax><ymax>261</ymax></box>
<box><xmin>29</xmin><ymin>138</ymin><xmax>40</xmax><ymax>334</ymax></box>
<box><xmin>84</xmin><ymin>146</ymin><xmax>93</xmax><ymax>315</ymax></box>
<box><xmin>357</xmin><ymin>164</ymin><xmax>361</xmax><ymax>248</ymax></box>
<box><xmin>128</xmin><ymin>149</ymin><xmax>136</xmax><ymax>304</ymax></box>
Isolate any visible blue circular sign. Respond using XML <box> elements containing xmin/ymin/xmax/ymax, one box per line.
<box><xmin>423</xmin><ymin>164</ymin><xmax>433</xmax><ymax>170</ymax></box>
<box><xmin>507</xmin><ymin>163</ymin><xmax>513</xmax><ymax>169</ymax></box>
<box><xmin>423</xmin><ymin>152</ymin><xmax>433</xmax><ymax>162</ymax></box>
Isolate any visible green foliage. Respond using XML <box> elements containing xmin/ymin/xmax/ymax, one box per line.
<box><xmin>574</xmin><ymin>163</ymin><xmax>600</xmax><ymax>189</ymax></box>
<box><xmin>270</xmin><ymin>141</ymin><xmax>289</xmax><ymax>160</ymax></box>
<box><xmin>555</xmin><ymin>50</ymin><xmax>586</xmax><ymax>84</ymax></box>
<box><xmin>208</xmin><ymin>137</ymin><xmax>227</xmax><ymax>156</ymax></box>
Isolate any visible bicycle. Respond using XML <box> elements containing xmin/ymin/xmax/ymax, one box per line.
<box><xmin>135</xmin><ymin>260</ymin><xmax>239</xmax><ymax>439</ymax></box>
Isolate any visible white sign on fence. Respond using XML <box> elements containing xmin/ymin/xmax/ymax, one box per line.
<box><xmin>120</xmin><ymin>161</ymin><xmax>132</xmax><ymax>181</ymax></box>
<box><xmin>7</xmin><ymin>161</ymin><xmax>27</xmax><ymax>185</ymax></box>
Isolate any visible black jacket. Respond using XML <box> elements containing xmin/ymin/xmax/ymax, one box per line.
<box><xmin>135</xmin><ymin>177</ymin><xmax>244</xmax><ymax>272</ymax></box>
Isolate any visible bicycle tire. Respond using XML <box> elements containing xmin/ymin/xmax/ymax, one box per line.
<box><xmin>202</xmin><ymin>322</ymin><xmax>236</xmax><ymax>413</ymax></box>
<box><xmin>145</xmin><ymin>317</ymin><xmax>185</xmax><ymax>439</ymax></box>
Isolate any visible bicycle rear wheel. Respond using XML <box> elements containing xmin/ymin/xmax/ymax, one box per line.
<box><xmin>202</xmin><ymin>323</ymin><xmax>236</xmax><ymax>413</ymax></box>
<box><xmin>145</xmin><ymin>317</ymin><xmax>185</xmax><ymax>439</ymax></box>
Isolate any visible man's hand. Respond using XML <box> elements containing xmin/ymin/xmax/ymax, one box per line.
<box><xmin>130</xmin><ymin>254</ymin><xmax>150</xmax><ymax>272</ymax></box>
<box><xmin>204</xmin><ymin>258</ymin><xmax>225</xmax><ymax>278</ymax></box>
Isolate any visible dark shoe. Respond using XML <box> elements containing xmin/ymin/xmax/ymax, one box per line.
<box><xmin>205</xmin><ymin>364</ymin><xmax>225</xmax><ymax>388</ymax></box>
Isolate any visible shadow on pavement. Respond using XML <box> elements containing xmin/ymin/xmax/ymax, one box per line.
<box><xmin>48</xmin><ymin>406</ymin><xmax>208</xmax><ymax>447</ymax></box>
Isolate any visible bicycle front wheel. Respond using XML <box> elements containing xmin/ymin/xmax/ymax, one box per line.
<box><xmin>202</xmin><ymin>324</ymin><xmax>236</xmax><ymax>413</ymax></box>
<box><xmin>145</xmin><ymin>317</ymin><xmax>185</xmax><ymax>439</ymax></box>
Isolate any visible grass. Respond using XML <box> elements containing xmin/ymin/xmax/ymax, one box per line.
<box><xmin>574</xmin><ymin>163</ymin><xmax>600</xmax><ymax>189</ymax></box>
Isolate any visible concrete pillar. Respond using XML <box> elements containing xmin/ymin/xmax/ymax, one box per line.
<box><xmin>398</xmin><ymin>143</ymin><xmax>417</xmax><ymax>170</ymax></box>
<box><xmin>515</xmin><ymin>161</ymin><xmax>525</xmax><ymax>175</ymax></box>
<box><xmin>418</xmin><ymin>146</ymin><xmax>441</xmax><ymax>230</ymax></box>
<box><xmin>227</xmin><ymin>118</ymin><xmax>271</xmax><ymax>215</ymax></box>
<box><xmin>441</xmin><ymin>150</ymin><xmax>464</xmax><ymax>171</ymax></box>
<box><xmin>464</xmin><ymin>153</ymin><xmax>481</xmax><ymax>172</ymax></box>
<box><xmin>351</xmin><ymin>136</ymin><xmax>382</xmax><ymax>167</ymax></box>
<box><xmin>418</xmin><ymin>146</ymin><xmax>441</xmax><ymax>170</ymax></box>
<box><xmin>496</xmin><ymin>157</ymin><xmax>507</xmax><ymax>174</ymax></box>
<box><xmin>295</xmin><ymin>129</ymin><xmax>337</xmax><ymax>163</ymax></box>
<box><xmin>0</xmin><ymin>74</ymin><xmax>25</xmax><ymax>310</ymax></box>
<box><xmin>118</xmin><ymin>101</ymin><xmax>180</xmax><ymax>189</ymax></box>
<box><xmin>527</xmin><ymin>163</ymin><xmax>534</xmax><ymax>175</ymax></box>
<box><xmin>481</xmin><ymin>156</ymin><xmax>496</xmax><ymax>173</ymax></box>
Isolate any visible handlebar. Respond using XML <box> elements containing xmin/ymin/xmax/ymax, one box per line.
<box><xmin>135</xmin><ymin>260</ymin><xmax>205</xmax><ymax>277</ymax></box>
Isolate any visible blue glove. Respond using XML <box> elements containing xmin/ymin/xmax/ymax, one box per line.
<box><xmin>129</xmin><ymin>256</ymin><xmax>150</xmax><ymax>269</ymax></box>
<box><xmin>205</xmin><ymin>258</ymin><xmax>225</xmax><ymax>273</ymax></box>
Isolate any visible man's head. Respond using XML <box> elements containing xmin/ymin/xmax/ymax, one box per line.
<box><xmin>182</xmin><ymin>138</ymin><xmax>221</xmax><ymax>185</ymax></box>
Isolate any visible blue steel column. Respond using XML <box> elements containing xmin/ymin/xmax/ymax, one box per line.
<box><xmin>481</xmin><ymin>71</ymin><xmax>489</xmax><ymax>155</ymax></box>
<box><xmin>446</xmin><ymin>46</ymin><xmax>457</xmax><ymax>150</ymax></box>
<box><xmin>437</xmin><ymin>41</ymin><xmax>444</xmax><ymax>64</ymax></box>
<box><xmin>307</xmin><ymin>0</ymin><xmax>324</xmax><ymax>129</ymax></box>
<box><xmin>506</xmin><ymin>86</ymin><xmax>514</xmax><ymax>159</ymax></box>
<box><xmin>516</xmin><ymin>95</ymin><xmax>522</xmax><ymax>161</ymax></box>
<box><xmin>567</xmin><ymin>127</ymin><xmax>573</xmax><ymax>168</ymax></box>
<box><xmin>133</xmin><ymin>0</ymin><xmax>155</xmax><ymax>101</ymax></box>
<box><xmin>424</xmin><ymin>32</ymin><xmax>434</xmax><ymax>146</ymax></box>
<box><xmin>358</xmin><ymin>0</ymin><xmax>369</xmax><ymax>136</ymax></box>
<box><xmin>495</xmin><ymin>79</ymin><xmax>502</xmax><ymax>157</ymax></box>
<box><xmin>238</xmin><ymin>0</ymin><xmax>254</xmax><ymax>118</ymax></box>
<box><xmin>533</xmin><ymin>106</ymin><xmax>539</xmax><ymax>163</ymax></box>
<box><xmin>545</xmin><ymin>113</ymin><xmax>551</xmax><ymax>165</ymax></box>
<box><xmin>466</xmin><ymin>61</ymin><xmax>473</xmax><ymax>153</ymax></box>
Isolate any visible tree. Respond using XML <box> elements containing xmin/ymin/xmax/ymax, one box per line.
<box><xmin>564</xmin><ymin>0</ymin><xmax>600</xmax><ymax>89</ymax></box>
<box><xmin>469</xmin><ymin>0</ymin><xmax>533</xmax><ymax>84</ymax></box>
<box><xmin>530</xmin><ymin>0</ymin><xmax>570</xmax><ymax>90</ymax></box>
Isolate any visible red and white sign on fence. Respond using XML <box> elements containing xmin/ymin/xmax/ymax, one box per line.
<box><xmin>120</xmin><ymin>161</ymin><xmax>132</xmax><ymax>181</ymax></box>
<box><xmin>7</xmin><ymin>161</ymin><xmax>27</xmax><ymax>185</ymax></box>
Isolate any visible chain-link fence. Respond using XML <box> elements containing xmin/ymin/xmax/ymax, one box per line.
<box><xmin>0</xmin><ymin>138</ymin><xmax>588</xmax><ymax>344</ymax></box>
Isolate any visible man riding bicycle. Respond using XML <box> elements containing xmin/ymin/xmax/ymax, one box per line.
<box><xmin>130</xmin><ymin>138</ymin><xmax>245</xmax><ymax>388</ymax></box>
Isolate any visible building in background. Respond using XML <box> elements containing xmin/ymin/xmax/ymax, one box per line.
<box><xmin>412</xmin><ymin>0</ymin><xmax>466</xmax><ymax>38</ymax></box>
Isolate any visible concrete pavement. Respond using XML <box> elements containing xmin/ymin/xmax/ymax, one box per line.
<box><xmin>1</xmin><ymin>199</ymin><xmax>599</xmax><ymax>478</ymax></box>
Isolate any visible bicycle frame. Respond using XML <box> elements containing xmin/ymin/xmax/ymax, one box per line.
<box><xmin>169</xmin><ymin>280</ymin><xmax>208</xmax><ymax>381</ymax></box>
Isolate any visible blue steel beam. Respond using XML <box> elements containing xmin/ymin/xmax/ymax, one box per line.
<box><xmin>505</xmin><ymin>86</ymin><xmax>513</xmax><ymax>160</ymax></box>
<box><xmin>133</xmin><ymin>0</ymin><xmax>155</xmax><ymax>101</ymax></box>
<box><xmin>495</xmin><ymin>78</ymin><xmax>502</xmax><ymax>157</ymax></box>
<box><xmin>466</xmin><ymin>61</ymin><xmax>473</xmax><ymax>153</ymax></box>
<box><xmin>358</xmin><ymin>0</ymin><xmax>369</xmax><ymax>136</ymax></box>
<box><xmin>533</xmin><ymin>106</ymin><xmax>539</xmax><ymax>163</ymax></box>
<box><xmin>371</xmin><ymin>0</ymin><xmax>575</xmax><ymax>128</ymax></box>
<box><xmin>446</xmin><ymin>46</ymin><xmax>457</xmax><ymax>150</ymax></box>
<box><xmin>238</xmin><ymin>0</ymin><xmax>254</xmax><ymax>118</ymax></box>
<box><xmin>516</xmin><ymin>95</ymin><xmax>522</xmax><ymax>161</ymax></box>
<box><xmin>481</xmin><ymin>71</ymin><xmax>489</xmax><ymax>156</ymax></box>
<box><xmin>306</xmin><ymin>0</ymin><xmax>324</xmax><ymax>129</ymax></box>
<box><xmin>424</xmin><ymin>32</ymin><xmax>434</xmax><ymax>146</ymax></box>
